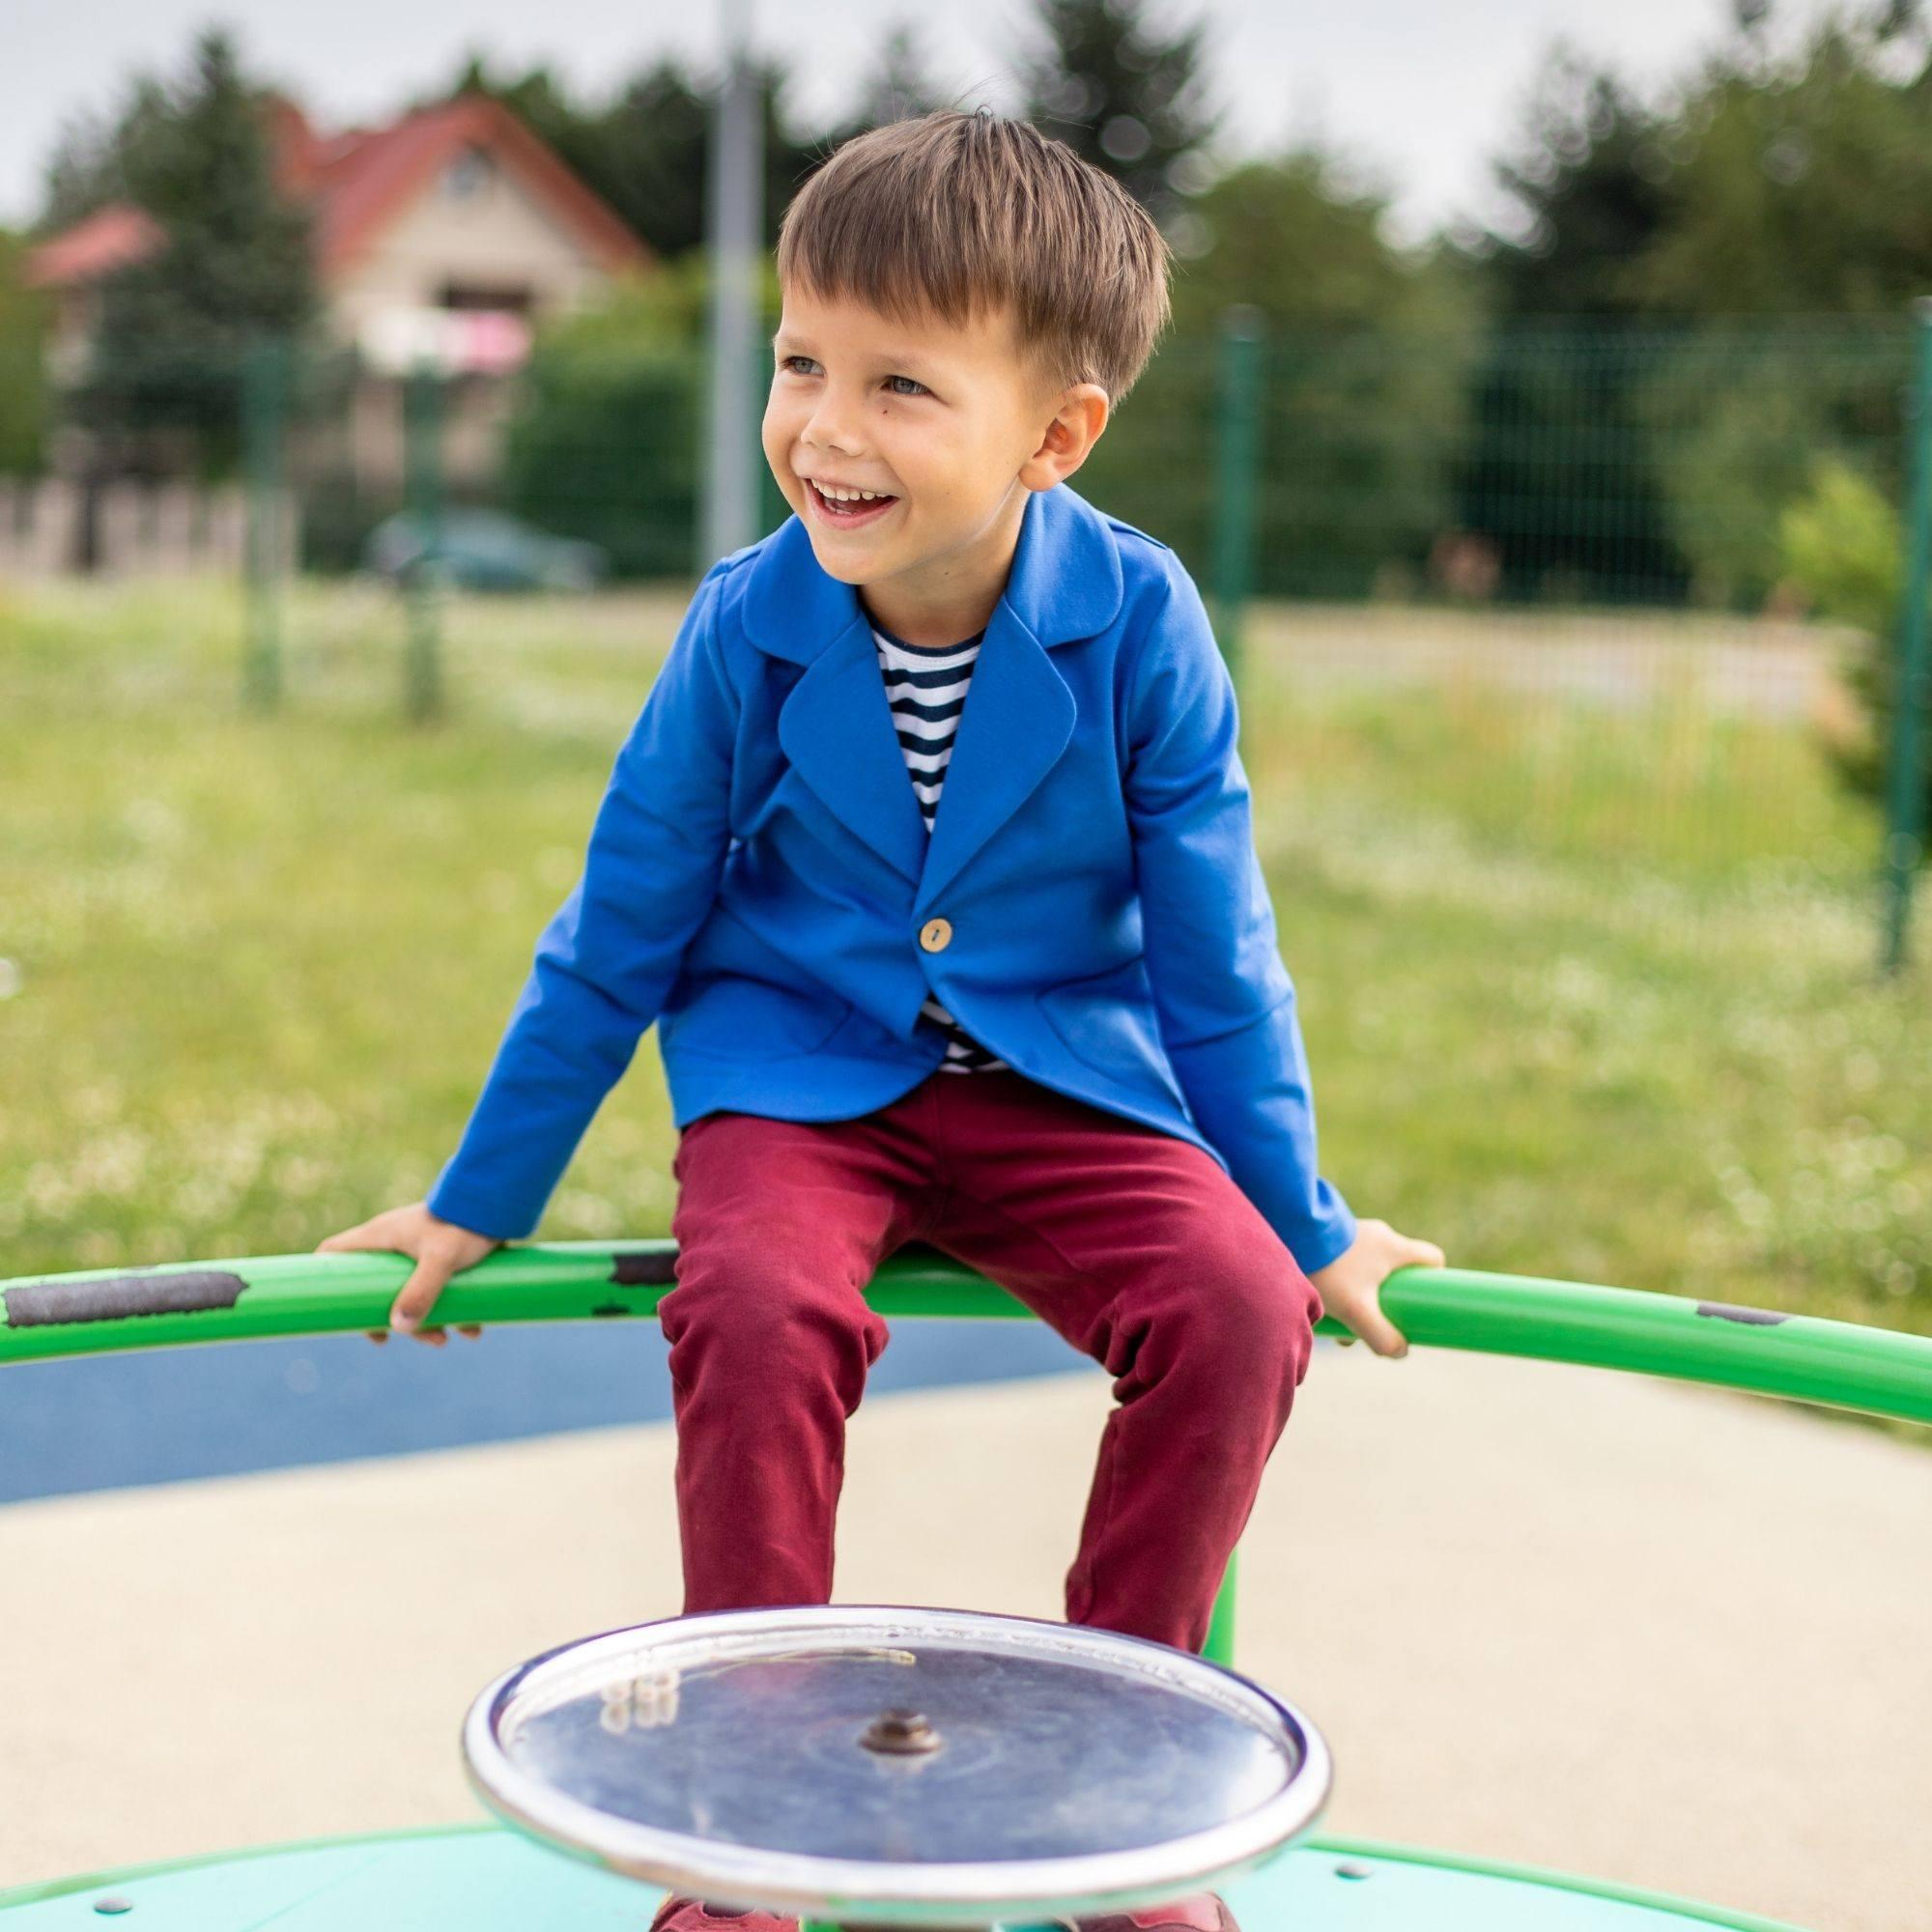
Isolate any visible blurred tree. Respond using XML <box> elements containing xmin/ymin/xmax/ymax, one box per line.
<box><xmin>1017</xmin><ymin>0</ymin><xmax>1221</xmax><ymax>223</ymax></box>
<box><xmin>38</xmin><ymin>77</ymin><xmax>176</xmax><ymax>233</ymax></box>
<box><xmin>0</xmin><ymin>232</ymin><xmax>51</xmax><ymax>473</ymax></box>
<box><xmin>496</xmin><ymin>251</ymin><xmax>789</xmax><ymax>574</ymax></box>
<box><xmin>1624</xmin><ymin>11</ymin><xmax>1932</xmax><ymax>603</ymax></box>
<box><xmin>1629</xmin><ymin>14</ymin><xmax>1932</xmax><ymax>318</ymax></box>
<box><xmin>1082</xmin><ymin>148</ymin><xmax>1485</xmax><ymax>596</ymax></box>
<box><xmin>1479</xmin><ymin>48</ymin><xmax>1674</xmax><ymax>322</ymax></box>
<box><xmin>1168</xmin><ymin>151</ymin><xmax>1476</xmax><ymax>334</ymax></box>
<box><xmin>1779</xmin><ymin>455</ymin><xmax>1929</xmax><ymax>836</ymax></box>
<box><xmin>820</xmin><ymin>21</ymin><xmax>955</xmax><ymax>142</ymax></box>
<box><xmin>1460</xmin><ymin>10</ymin><xmax>1932</xmax><ymax>610</ymax></box>
<box><xmin>443</xmin><ymin>50</ymin><xmax>823</xmax><ymax>258</ymax></box>
<box><xmin>1454</xmin><ymin>47</ymin><xmax>1684</xmax><ymax>599</ymax></box>
<box><xmin>66</xmin><ymin>27</ymin><xmax>317</xmax><ymax>476</ymax></box>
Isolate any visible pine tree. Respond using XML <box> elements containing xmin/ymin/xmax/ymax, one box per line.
<box><xmin>826</xmin><ymin>22</ymin><xmax>953</xmax><ymax>140</ymax></box>
<box><xmin>446</xmin><ymin>50</ymin><xmax>823</xmax><ymax>260</ymax></box>
<box><xmin>0</xmin><ymin>231</ymin><xmax>51</xmax><ymax>471</ymax></box>
<box><xmin>72</xmin><ymin>27</ymin><xmax>317</xmax><ymax>473</ymax></box>
<box><xmin>1016</xmin><ymin>0</ymin><xmax>1221</xmax><ymax>222</ymax></box>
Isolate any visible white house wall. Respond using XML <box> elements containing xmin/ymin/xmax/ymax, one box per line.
<box><xmin>327</xmin><ymin>149</ymin><xmax>613</xmax><ymax>344</ymax></box>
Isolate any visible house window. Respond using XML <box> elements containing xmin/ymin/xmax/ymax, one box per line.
<box><xmin>438</xmin><ymin>282</ymin><xmax>534</xmax><ymax>314</ymax></box>
<box><xmin>441</xmin><ymin>147</ymin><xmax>492</xmax><ymax>200</ymax></box>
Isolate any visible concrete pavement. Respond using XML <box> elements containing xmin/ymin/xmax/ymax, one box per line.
<box><xmin>1</xmin><ymin>1338</ymin><xmax>1926</xmax><ymax>1929</ymax></box>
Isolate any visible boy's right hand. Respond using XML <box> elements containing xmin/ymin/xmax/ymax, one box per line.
<box><xmin>315</xmin><ymin>1203</ymin><xmax>501</xmax><ymax>1347</ymax></box>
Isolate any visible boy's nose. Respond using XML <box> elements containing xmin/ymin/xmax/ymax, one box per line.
<box><xmin>802</xmin><ymin>398</ymin><xmax>867</xmax><ymax>459</ymax></box>
<box><xmin>803</xmin><ymin>429</ymin><xmax>864</xmax><ymax>463</ymax></box>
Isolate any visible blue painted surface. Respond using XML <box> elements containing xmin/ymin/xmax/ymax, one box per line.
<box><xmin>0</xmin><ymin>1827</ymin><xmax>1799</xmax><ymax>1929</ymax></box>
<box><xmin>0</xmin><ymin>1319</ymin><xmax>1090</xmax><ymax>1505</ymax></box>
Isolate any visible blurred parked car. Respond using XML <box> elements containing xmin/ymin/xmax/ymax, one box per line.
<box><xmin>363</xmin><ymin>507</ymin><xmax>611</xmax><ymax>592</ymax></box>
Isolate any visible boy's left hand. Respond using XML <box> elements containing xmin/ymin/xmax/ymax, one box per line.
<box><xmin>1307</xmin><ymin>1218</ymin><xmax>1445</xmax><ymax>1358</ymax></box>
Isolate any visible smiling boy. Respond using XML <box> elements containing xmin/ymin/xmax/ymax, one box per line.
<box><xmin>321</xmin><ymin>106</ymin><xmax>1440</xmax><ymax>1932</ymax></box>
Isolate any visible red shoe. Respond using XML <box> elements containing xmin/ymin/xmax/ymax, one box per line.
<box><xmin>648</xmin><ymin>1896</ymin><xmax>798</xmax><ymax>1932</ymax></box>
<box><xmin>1069</xmin><ymin>1895</ymin><xmax>1239</xmax><ymax>1932</ymax></box>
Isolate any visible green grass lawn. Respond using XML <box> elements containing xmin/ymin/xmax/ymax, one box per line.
<box><xmin>3</xmin><ymin>575</ymin><xmax>1926</xmax><ymax>1435</ymax></box>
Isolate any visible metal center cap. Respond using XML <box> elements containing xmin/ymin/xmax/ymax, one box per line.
<box><xmin>861</xmin><ymin>1707</ymin><xmax>942</xmax><ymax>1755</ymax></box>
<box><xmin>463</xmin><ymin>1605</ymin><xmax>1331</xmax><ymax>1926</ymax></box>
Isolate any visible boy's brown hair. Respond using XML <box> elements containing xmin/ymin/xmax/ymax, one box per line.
<box><xmin>775</xmin><ymin>107</ymin><xmax>1173</xmax><ymax>409</ymax></box>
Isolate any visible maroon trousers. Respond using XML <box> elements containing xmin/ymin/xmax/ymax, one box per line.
<box><xmin>660</xmin><ymin>1067</ymin><xmax>1323</xmax><ymax>1654</ymax></box>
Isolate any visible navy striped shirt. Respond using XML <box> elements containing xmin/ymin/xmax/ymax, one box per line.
<box><xmin>869</xmin><ymin>620</ymin><xmax>1009</xmax><ymax>1075</ymax></box>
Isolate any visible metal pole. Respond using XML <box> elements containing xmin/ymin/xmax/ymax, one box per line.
<box><xmin>1210</xmin><ymin>305</ymin><xmax>1264</xmax><ymax>684</ymax></box>
<box><xmin>242</xmin><ymin>334</ymin><xmax>286</xmax><ymax>712</ymax></box>
<box><xmin>701</xmin><ymin>0</ymin><xmax>764</xmax><ymax>570</ymax></box>
<box><xmin>1882</xmin><ymin>301</ymin><xmax>1932</xmax><ymax>972</ymax></box>
<box><xmin>403</xmin><ymin>359</ymin><xmax>444</xmax><ymax>724</ymax></box>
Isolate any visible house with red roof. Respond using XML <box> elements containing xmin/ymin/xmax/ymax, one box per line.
<box><xmin>24</xmin><ymin>89</ymin><xmax>653</xmax><ymax>508</ymax></box>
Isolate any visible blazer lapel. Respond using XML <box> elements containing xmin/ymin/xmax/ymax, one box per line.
<box><xmin>911</xmin><ymin>606</ymin><xmax>1073</xmax><ymax>917</ymax></box>
<box><xmin>740</xmin><ymin>483</ymin><xmax>1124</xmax><ymax>902</ymax></box>
<box><xmin>776</xmin><ymin>614</ymin><xmax>932</xmax><ymax>888</ymax></box>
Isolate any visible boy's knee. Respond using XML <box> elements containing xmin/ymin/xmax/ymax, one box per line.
<box><xmin>660</xmin><ymin>1243</ymin><xmax>888</xmax><ymax>1378</ymax></box>
<box><xmin>1172</xmin><ymin>1238</ymin><xmax>1318</xmax><ymax>1393</ymax></box>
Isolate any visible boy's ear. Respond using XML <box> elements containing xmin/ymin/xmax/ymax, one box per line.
<box><xmin>1020</xmin><ymin>383</ymin><xmax>1110</xmax><ymax>490</ymax></box>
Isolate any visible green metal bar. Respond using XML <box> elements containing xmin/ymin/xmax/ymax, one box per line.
<box><xmin>1208</xmin><ymin>304</ymin><xmax>1264</xmax><ymax>680</ymax></box>
<box><xmin>1202</xmin><ymin>1549</ymin><xmax>1237</xmax><ymax>1666</ymax></box>
<box><xmin>241</xmin><ymin>334</ymin><xmax>287</xmax><ymax>713</ymax></box>
<box><xmin>3</xmin><ymin>1247</ymin><xmax>1928</xmax><ymax>1426</ymax></box>
<box><xmin>1882</xmin><ymin>298</ymin><xmax>1932</xmax><ymax>972</ymax></box>
<box><xmin>402</xmin><ymin>359</ymin><xmax>444</xmax><ymax>724</ymax></box>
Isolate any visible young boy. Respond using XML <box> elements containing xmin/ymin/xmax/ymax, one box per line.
<box><xmin>321</xmin><ymin>107</ymin><xmax>1441</xmax><ymax>1932</ymax></box>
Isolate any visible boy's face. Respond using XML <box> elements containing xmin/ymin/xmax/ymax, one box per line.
<box><xmin>762</xmin><ymin>281</ymin><xmax>1108</xmax><ymax>633</ymax></box>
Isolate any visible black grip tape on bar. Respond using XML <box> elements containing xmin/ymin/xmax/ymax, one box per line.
<box><xmin>1695</xmin><ymin>1301</ymin><xmax>1789</xmax><ymax>1326</ymax></box>
<box><xmin>4</xmin><ymin>1268</ymin><xmax>248</xmax><ymax>1328</ymax></box>
<box><xmin>609</xmin><ymin>1251</ymin><xmax>678</xmax><ymax>1287</ymax></box>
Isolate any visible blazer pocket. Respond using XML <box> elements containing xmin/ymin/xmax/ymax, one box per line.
<box><xmin>660</xmin><ymin>975</ymin><xmax>853</xmax><ymax>1061</ymax></box>
<box><xmin>1035</xmin><ymin>955</ymin><xmax>1183</xmax><ymax>1100</ymax></box>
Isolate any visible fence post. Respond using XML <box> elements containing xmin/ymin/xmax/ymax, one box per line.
<box><xmin>403</xmin><ymin>359</ymin><xmax>444</xmax><ymax>724</ymax></box>
<box><xmin>1882</xmin><ymin>301</ymin><xmax>1932</xmax><ymax>973</ymax></box>
<box><xmin>1210</xmin><ymin>305</ymin><xmax>1265</xmax><ymax>684</ymax></box>
<box><xmin>241</xmin><ymin>334</ymin><xmax>287</xmax><ymax>712</ymax></box>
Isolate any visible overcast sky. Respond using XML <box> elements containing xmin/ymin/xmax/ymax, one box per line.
<box><xmin>3</xmin><ymin>0</ymin><xmax>1836</xmax><ymax>244</ymax></box>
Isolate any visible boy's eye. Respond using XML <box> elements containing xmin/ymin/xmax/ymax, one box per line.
<box><xmin>779</xmin><ymin>355</ymin><xmax>926</xmax><ymax>399</ymax></box>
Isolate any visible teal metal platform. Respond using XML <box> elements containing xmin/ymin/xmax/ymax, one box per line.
<box><xmin>0</xmin><ymin>1825</ymin><xmax>1806</xmax><ymax>1930</ymax></box>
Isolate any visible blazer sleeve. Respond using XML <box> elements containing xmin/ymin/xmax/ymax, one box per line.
<box><xmin>424</xmin><ymin>559</ymin><xmax>739</xmax><ymax>1238</ymax></box>
<box><xmin>1122</xmin><ymin>560</ymin><xmax>1357</xmax><ymax>1277</ymax></box>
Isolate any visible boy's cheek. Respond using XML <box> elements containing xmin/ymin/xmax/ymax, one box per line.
<box><xmin>758</xmin><ymin>415</ymin><xmax>795</xmax><ymax>493</ymax></box>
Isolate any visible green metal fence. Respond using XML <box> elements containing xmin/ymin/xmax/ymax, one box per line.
<box><xmin>6</xmin><ymin>313</ymin><xmax>1930</xmax><ymax>966</ymax></box>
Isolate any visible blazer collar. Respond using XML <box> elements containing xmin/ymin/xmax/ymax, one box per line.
<box><xmin>740</xmin><ymin>479</ymin><xmax>1124</xmax><ymax>664</ymax></box>
<box><xmin>747</xmin><ymin>481</ymin><xmax>1117</xmax><ymax>916</ymax></box>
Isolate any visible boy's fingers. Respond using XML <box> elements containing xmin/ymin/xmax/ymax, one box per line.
<box><xmin>1332</xmin><ymin>1307</ymin><xmax>1406</xmax><ymax>1357</ymax></box>
<box><xmin>389</xmin><ymin>1257</ymin><xmax>454</xmax><ymax>1334</ymax></box>
<box><xmin>1406</xmin><ymin>1238</ymin><xmax>1447</xmax><ymax>1267</ymax></box>
<box><xmin>318</xmin><ymin>1217</ymin><xmax>401</xmax><ymax>1255</ymax></box>
<box><xmin>456</xmin><ymin>1324</ymin><xmax>483</xmax><ymax>1339</ymax></box>
<box><xmin>1359</xmin><ymin>1297</ymin><xmax>1410</xmax><ymax>1359</ymax></box>
<box><xmin>365</xmin><ymin>1329</ymin><xmax>388</xmax><ymax>1346</ymax></box>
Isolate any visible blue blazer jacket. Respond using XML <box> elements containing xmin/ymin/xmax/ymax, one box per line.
<box><xmin>426</xmin><ymin>480</ymin><xmax>1356</xmax><ymax>1274</ymax></box>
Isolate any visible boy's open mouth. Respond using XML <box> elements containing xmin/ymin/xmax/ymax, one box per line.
<box><xmin>806</xmin><ymin>478</ymin><xmax>900</xmax><ymax>530</ymax></box>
